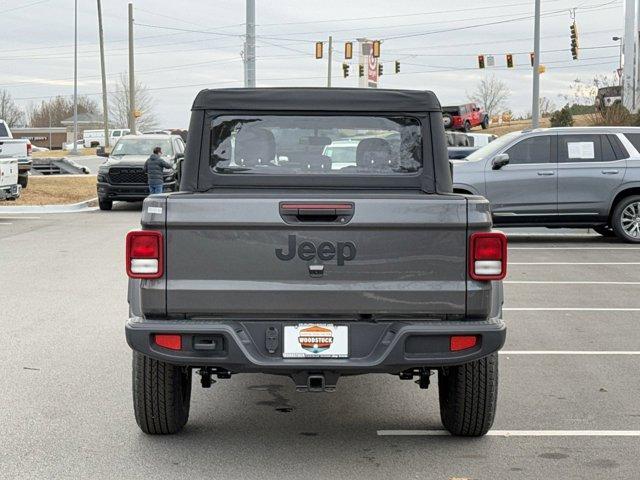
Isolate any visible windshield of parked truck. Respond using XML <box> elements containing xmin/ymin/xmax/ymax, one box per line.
<box><xmin>111</xmin><ymin>138</ymin><xmax>173</xmax><ymax>157</ymax></box>
<box><xmin>465</xmin><ymin>131</ymin><xmax>520</xmax><ymax>162</ymax></box>
<box><xmin>210</xmin><ymin>115</ymin><xmax>422</xmax><ymax>175</ymax></box>
<box><xmin>0</xmin><ymin>123</ymin><xmax>8</xmax><ymax>137</ymax></box>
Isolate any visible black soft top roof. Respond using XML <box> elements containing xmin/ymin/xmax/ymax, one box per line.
<box><xmin>192</xmin><ymin>87</ymin><xmax>441</xmax><ymax>112</ymax></box>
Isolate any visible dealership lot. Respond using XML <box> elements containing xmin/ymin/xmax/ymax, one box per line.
<box><xmin>1</xmin><ymin>207</ymin><xmax>639</xmax><ymax>479</ymax></box>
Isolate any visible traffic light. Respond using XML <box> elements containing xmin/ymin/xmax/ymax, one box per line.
<box><xmin>506</xmin><ymin>53</ymin><xmax>514</xmax><ymax>68</ymax></box>
<box><xmin>358</xmin><ymin>64</ymin><xmax>364</xmax><ymax>77</ymax></box>
<box><xmin>315</xmin><ymin>41</ymin><xmax>323</xmax><ymax>59</ymax></box>
<box><xmin>394</xmin><ymin>60</ymin><xmax>400</xmax><ymax>73</ymax></box>
<box><xmin>344</xmin><ymin>42</ymin><xmax>353</xmax><ymax>60</ymax></box>
<box><xmin>372</xmin><ymin>40</ymin><xmax>381</xmax><ymax>58</ymax></box>
<box><xmin>570</xmin><ymin>22</ymin><xmax>579</xmax><ymax>60</ymax></box>
<box><xmin>378</xmin><ymin>63</ymin><xmax>383</xmax><ymax>76</ymax></box>
<box><xmin>478</xmin><ymin>55</ymin><xmax>485</xmax><ymax>69</ymax></box>
<box><xmin>342</xmin><ymin>62</ymin><xmax>350</xmax><ymax>78</ymax></box>
<box><xmin>530</xmin><ymin>52</ymin><xmax>535</xmax><ymax>66</ymax></box>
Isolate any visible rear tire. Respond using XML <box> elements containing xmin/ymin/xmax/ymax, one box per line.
<box><xmin>438</xmin><ymin>353</ymin><xmax>498</xmax><ymax>437</ymax></box>
<box><xmin>132</xmin><ymin>352</ymin><xmax>192</xmax><ymax>435</ymax></box>
<box><xmin>18</xmin><ymin>174</ymin><xmax>28</xmax><ymax>189</ymax></box>
<box><xmin>443</xmin><ymin>113</ymin><xmax>453</xmax><ymax>129</ymax></box>
<box><xmin>463</xmin><ymin>120</ymin><xmax>471</xmax><ymax>132</ymax></box>
<box><xmin>481</xmin><ymin>116</ymin><xmax>489</xmax><ymax>129</ymax></box>
<box><xmin>98</xmin><ymin>198</ymin><xmax>112</xmax><ymax>211</ymax></box>
<box><xmin>611</xmin><ymin>195</ymin><xmax>640</xmax><ymax>243</ymax></box>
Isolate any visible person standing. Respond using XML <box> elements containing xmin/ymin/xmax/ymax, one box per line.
<box><xmin>144</xmin><ymin>146</ymin><xmax>173</xmax><ymax>194</ymax></box>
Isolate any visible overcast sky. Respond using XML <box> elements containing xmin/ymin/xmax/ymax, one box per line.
<box><xmin>0</xmin><ymin>0</ymin><xmax>624</xmax><ymax>127</ymax></box>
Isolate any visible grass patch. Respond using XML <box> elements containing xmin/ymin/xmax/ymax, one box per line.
<box><xmin>0</xmin><ymin>175</ymin><xmax>97</xmax><ymax>206</ymax></box>
<box><xmin>32</xmin><ymin>148</ymin><xmax>97</xmax><ymax>159</ymax></box>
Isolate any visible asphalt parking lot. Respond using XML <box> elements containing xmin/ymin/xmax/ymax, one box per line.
<box><xmin>1</xmin><ymin>205</ymin><xmax>639</xmax><ymax>479</ymax></box>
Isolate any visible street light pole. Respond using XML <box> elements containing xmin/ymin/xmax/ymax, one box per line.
<box><xmin>128</xmin><ymin>2</ymin><xmax>136</xmax><ymax>132</ymax></box>
<box><xmin>613</xmin><ymin>36</ymin><xmax>623</xmax><ymax>85</ymax></box>
<box><xmin>327</xmin><ymin>36</ymin><xmax>333</xmax><ymax>88</ymax></box>
<box><xmin>531</xmin><ymin>0</ymin><xmax>541</xmax><ymax>128</ymax></box>
<box><xmin>72</xmin><ymin>0</ymin><xmax>78</xmax><ymax>155</ymax></box>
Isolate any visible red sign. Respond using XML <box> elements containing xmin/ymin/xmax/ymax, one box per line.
<box><xmin>367</xmin><ymin>54</ymin><xmax>378</xmax><ymax>87</ymax></box>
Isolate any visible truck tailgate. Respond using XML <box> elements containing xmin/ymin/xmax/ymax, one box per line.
<box><xmin>163</xmin><ymin>193</ymin><xmax>469</xmax><ymax>317</ymax></box>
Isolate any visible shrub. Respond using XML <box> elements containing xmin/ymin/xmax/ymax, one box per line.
<box><xmin>550</xmin><ymin>106</ymin><xmax>574</xmax><ymax>127</ymax></box>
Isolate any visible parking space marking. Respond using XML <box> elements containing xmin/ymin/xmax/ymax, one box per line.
<box><xmin>510</xmin><ymin>262</ymin><xmax>640</xmax><ymax>265</ymax></box>
<box><xmin>510</xmin><ymin>247</ymin><xmax>640</xmax><ymax>250</ymax></box>
<box><xmin>0</xmin><ymin>223</ymin><xmax>12</xmax><ymax>226</ymax></box>
<box><xmin>505</xmin><ymin>281</ymin><xmax>640</xmax><ymax>285</ymax></box>
<box><xmin>500</xmin><ymin>350</ymin><xmax>640</xmax><ymax>355</ymax></box>
<box><xmin>504</xmin><ymin>307</ymin><xmax>640</xmax><ymax>311</ymax></box>
<box><xmin>0</xmin><ymin>216</ymin><xmax>41</xmax><ymax>220</ymax></box>
<box><xmin>377</xmin><ymin>430</ymin><xmax>640</xmax><ymax>437</ymax></box>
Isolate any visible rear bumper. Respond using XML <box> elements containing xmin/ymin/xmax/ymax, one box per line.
<box><xmin>18</xmin><ymin>158</ymin><xmax>32</xmax><ymax>174</ymax></box>
<box><xmin>97</xmin><ymin>180</ymin><xmax>177</xmax><ymax>201</ymax></box>
<box><xmin>125</xmin><ymin>316</ymin><xmax>506</xmax><ymax>374</ymax></box>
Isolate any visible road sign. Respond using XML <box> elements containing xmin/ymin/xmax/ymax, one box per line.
<box><xmin>486</xmin><ymin>55</ymin><xmax>495</xmax><ymax>67</ymax></box>
<box><xmin>368</xmin><ymin>53</ymin><xmax>378</xmax><ymax>88</ymax></box>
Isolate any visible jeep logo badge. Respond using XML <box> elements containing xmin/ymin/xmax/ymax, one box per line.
<box><xmin>275</xmin><ymin>234</ymin><xmax>356</xmax><ymax>266</ymax></box>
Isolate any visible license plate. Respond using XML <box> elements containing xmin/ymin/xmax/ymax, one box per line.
<box><xmin>283</xmin><ymin>324</ymin><xmax>348</xmax><ymax>358</ymax></box>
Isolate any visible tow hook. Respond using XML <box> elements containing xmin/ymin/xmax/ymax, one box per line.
<box><xmin>399</xmin><ymin>368</ymin><xmax>432</xmax><ymax>390</ymax></box>
<box><xmin>198</xmin><ymin>368</ymin><xmax>216</xmax><ymax>388</ymax></box>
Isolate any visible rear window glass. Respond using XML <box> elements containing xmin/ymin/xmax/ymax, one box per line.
<box><xmin>209</xmin><ymin>115</ymin><xmax>422</xmax><ymax>175</ymax></box>
<box><xmin>624</xmin><ymin>133</ymin><xmax>640</xmax><ymax>153</ymax></box>
<box><xmin>0</xmin><ymin>123</ymin><xmax>8</xmax><ymax>137</ymax></box>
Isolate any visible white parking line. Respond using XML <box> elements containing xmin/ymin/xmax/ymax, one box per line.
<box><xmin>510</xmin><ymin>247</ymin><xmax>640</xmax><ymax>250</ymax></box>
<box><xmin>377</xmin><ymin>430</ymin><xmax>640</xmax><ymax>437</ymax></box>
<box><xmin>510</xmin><ymin>262</ymin><xmax>640</xmax><ymax>265</ymax></box>
<box><xmin>0</xmin><ymin>223</ymin><xmax>12</xmax><ymax>226</ymax></box>
<box><xmin>0</xmin><ymin>216</ymin><xmax>41</xmax><ymax>220</ymax></box>
<box><xmin>504</xmin><ymin>307</ymin><xmax>640</xmax><ymax>311</ymax></box>
<box><xmin>505</xmin><ymin>281</ymin><xmax>640</xmax><ymax>285</ymax></box>
<box><xmin>500</xmin><ymin>351</ymin><xmax>640</xmax><ymax>355</ymax></box>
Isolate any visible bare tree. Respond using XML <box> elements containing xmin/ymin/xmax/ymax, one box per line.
<box><xmin>467</xmin><ymin>75</ymin><xmax>511</xmax><ymax>118</ymax></box>
<box><xmin>0</xmin><ymin>89</ymin><xmax>25</xmax><ymax>127</ymax></box>
<box><xmin>109</xmin><ymin>74</ymin><xmax>157</xmax><ymax>131</ymax></box>
<box><xmin>539</xmin><ymin>97</ymin><xmax>556</xmax><ymax>117</ymax></box>
<box><xmin>28</xmin><ymin>95</ymin><xmax>99</xmax><ymax>127</ymax></box>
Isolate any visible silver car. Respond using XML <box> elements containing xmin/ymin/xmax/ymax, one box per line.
<box><xmin>453</xmin><ymin>127</ymin><xmax>640</xmax><ymax>242</ymax></box>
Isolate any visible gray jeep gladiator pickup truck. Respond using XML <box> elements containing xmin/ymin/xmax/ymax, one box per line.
<box><xmin>125</xmin><ymin>88</ymin><xmax>507</xmax><ymax>437</ymax></box>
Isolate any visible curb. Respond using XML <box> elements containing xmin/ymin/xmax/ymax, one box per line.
<box><xmin>0</xmin><ymin>197</ymin><xmax>98</xmax><ymax>214</ymax></box>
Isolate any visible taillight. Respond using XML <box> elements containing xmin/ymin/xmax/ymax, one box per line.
<box><xmin>154</xmin><ymin>334</ymin><xmax>181</xmax><ymax>350</ymax></box>
<box><xmin>126</xmin><ymin>230</ymin><xmax>163</xmax><ymax>279</ymax></box>
<box><xmin>469</xmin><ymin>231</ymin><xmax>507</xmax><ymax>280</ymax></box>
<box><xmin>450</xmin><ymin>335</ymin><xmax>478</xmax><ymax>352</ymax></box>
<box><xmin>27</xmin><ymin>142</ymin><xmax>32</xmax><ymax>156</ymax></box>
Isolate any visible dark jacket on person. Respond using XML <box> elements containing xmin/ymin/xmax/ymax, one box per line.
<box><xmin>144</xmin><ymin>153</ymin><xmax>173</xmax><ymax>185</ymax></box>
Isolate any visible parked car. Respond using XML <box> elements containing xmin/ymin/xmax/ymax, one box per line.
<box><xmin>448</xmin><ymin>146</ymin><xmax>479</xmax><ymax>159</ymax></box>
<box><xmin>595</xmin><ymin>86</ymin><xmax>622</xmax><ymax>111</ymax></box>
<box><xmin>466</xmin><ymin>132</ymin><xmax>497</xmax><ymax>147</ymax></box>
<box><xmin>96</xmin><ymin>134</ymin><xmax>185</xmax><ymax>210</ymax></box>
<box><xmin>322</xmin><ymin>139</ymin><xmax>358</xmax><ymax>169</ymax></box>
<box><xmin>83</xmin><ymin>128</ymin><xmax>131</xmax><ymax>148</ymax></box>
<box><xmin>62</xmin><ymin>139</ymin><xmax>84</xmax><ymax>150</ymax></box>
<box><xmin>125</xmin><ymin>87</ymin><xmax>507</xmax><ymax>437</ymax></box>
<box><xmin>0</xmin><ymin>156</ymin><xmax>21</xmax><ymax>200</ymax></box>
<box><xmin>0</xmin><ymin>119</ymin><xmax>32</xmax><ymax>189</ymax></box>
<box><xmin>452</xmin><ymin>127</ymin><xmax>640</xmax><ymax>242</ymax></box>
<box><xmin>442</xmin><ymin>103</ymin><xmax>489</xmax><ymax>131</ymax></box>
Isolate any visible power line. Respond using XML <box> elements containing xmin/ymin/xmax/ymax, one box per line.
<box><xmin>0</xmin><ymin>0</ymin><xmax>50</xmax><ymax>15</ymax></box>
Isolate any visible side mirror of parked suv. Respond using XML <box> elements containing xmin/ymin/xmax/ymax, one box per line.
<box><xmin>491</xmin><ymin>154</ymin><xmax>509</xmax><ymax>170</ymax></box>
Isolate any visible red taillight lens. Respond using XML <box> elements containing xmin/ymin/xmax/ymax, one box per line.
<box><xmin>450</xmin><ymin>335</ymin><xmax>478</xmax><ymax>352</ymax></box>
<box><xmin>154</xmin><ymin>334</ymin><xmax>181</xmax><ymax>350</ymax></box>
<box><xmin>469</xmin><ymin>231</ymin><xmax>507</xmax><ymax>281</ymax></box>
<box><xmin>126</xmin><ymin>230</ymin><xmax>163</xmax><ymax>279</ymax></box>
<box><xmin>27</xmin><ymin>142</ymin><xmax>32</xmax><ymax>156</ymax></box>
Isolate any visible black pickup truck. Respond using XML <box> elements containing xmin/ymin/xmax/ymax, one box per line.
<box><xmin>125</xmin><ymin>88</ymin><xmax>507</xmax><ymax>437</ymax></box>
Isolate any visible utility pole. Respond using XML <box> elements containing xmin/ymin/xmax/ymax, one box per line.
<box><xmin>244</xmin><ymin>0</ymin><xmax>256</xmax><ymax>88</ymax></box>
<box><xmin>531</xmin><ymin>0</ymin><xmax>541</xmax><ymax>128</ymax></box>
<box><xmin>128</xmin><ymin>2</ymin><xmax>136</xmax><ymax>132</ymax></box>
<box><xmin>72</xmin><ymin>0</ymin><xmax>78</xmax><ymax>155</ymax></box>
<box><xmin>623</xmin><ymin>0</ymin><xmax>637</xmax><ymax>111</ymax></box>
<box><xmin>97</xmin><ymin>0</ymin><xmax>109</xmax><ymax>148</ymax></box>
<box><xmin>327</xmin><ymin>36</ymin><xmax>333</xmax><ymax>87</ymax></box>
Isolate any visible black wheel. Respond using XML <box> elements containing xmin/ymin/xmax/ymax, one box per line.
<box><xmin>443</xmin><ymin>113</ymin><xmax>453</xmax><ymax>129</ymax></box>
<box><xmin>463</xmin><ymin>120</ymin><xmax>471</xmax><ymax>132</ymax></box>
<box><xmin>98</xmin><ymin>198</ymin><xmax>112</xmax><ymax>211</ymax></box>
<box><xmin>18</xmin><ymin>174</ymin><xmax>28</xmax><ymax>189</ymax></box>
<box><xmin>132</xmin><ymin>352</ymin><xmax>192</xmax><ymax>435</ymax></box>
<box><xmin>438</xmin><ymin>352</ymin><xmax>498</xmax><ymax>437</ymax></box>
<box><xmin>481</xmin><ymin>116</ymin><xmax>489</xmax><ymax>130</ymax></box>
<box><xmin>612</xmin><ymin>195</ymin><xmax>640</xmax><ymax>243</ymax></box>
<box><xmin>593</xmin><ymin>225</ymin><xmax>616</xmax><ymax>238</ymax></box>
